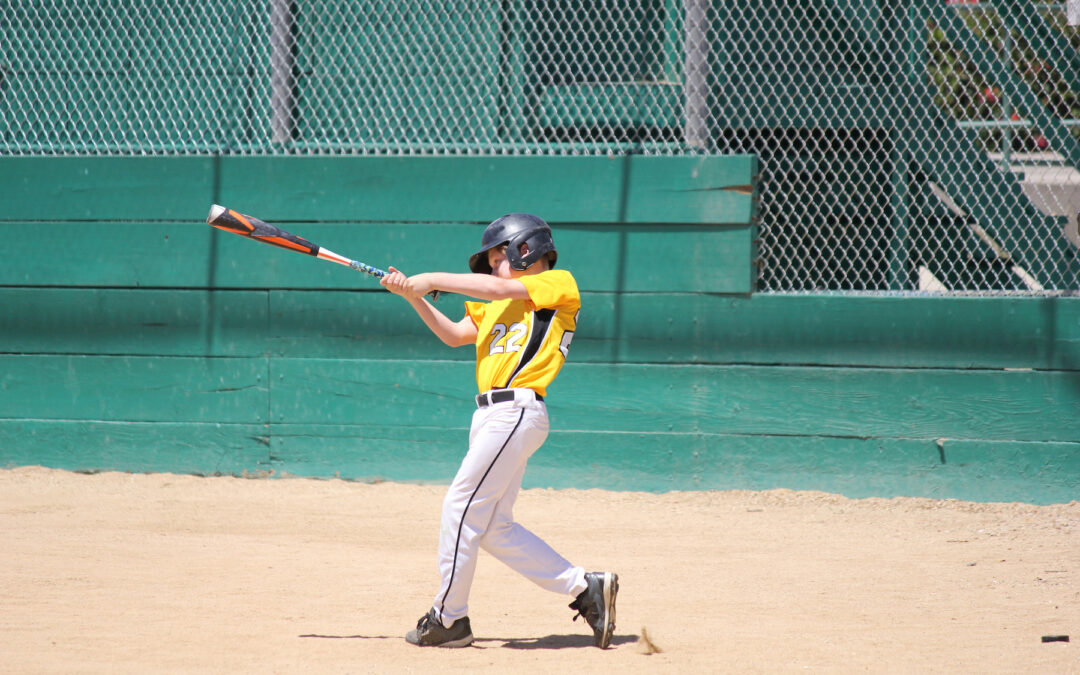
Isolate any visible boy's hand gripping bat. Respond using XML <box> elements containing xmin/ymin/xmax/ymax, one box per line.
<box><xmin>206</xmin><ymin>205</ymin><xmax>438</xmax><ymax>300</ymax></box>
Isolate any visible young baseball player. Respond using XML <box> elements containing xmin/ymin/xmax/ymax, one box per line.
<box><xmin>379</xmin><ymin>213</ymin><xmax>618</xmax><ymax>649</ymax></box>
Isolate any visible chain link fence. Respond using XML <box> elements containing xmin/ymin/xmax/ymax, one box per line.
<box><xmin>2</xmin><ymin>1</ymin><xmax>1079</xmax><ymax>292</ymax></box>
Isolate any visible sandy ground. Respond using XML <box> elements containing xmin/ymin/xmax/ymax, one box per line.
<box><xmin>1</xmin><ymin>466</ymin><xmax>1077</xmax><ymax>674</ymax></box>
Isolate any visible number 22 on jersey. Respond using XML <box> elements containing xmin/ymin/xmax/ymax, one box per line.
<box><xmin>487</xmin><ymin>320</ymin><xmax>576</xmax><ymax>358</ymax></box>
<box><xmin>488</xmin><ymin>322</ymin><xmax>527</xmax><ymax>355</ymax></box>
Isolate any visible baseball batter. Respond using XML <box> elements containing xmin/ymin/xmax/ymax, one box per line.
<box><xmin>379</xmin><ymin>213</ymin><xmax>619</xmax><ymax>649</ymax></box>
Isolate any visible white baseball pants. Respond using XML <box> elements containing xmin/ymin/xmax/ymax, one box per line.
<box><xmin>433</xmin><ymin>391</ymin><xmax>587</xmax><ymax>626</ymax></box>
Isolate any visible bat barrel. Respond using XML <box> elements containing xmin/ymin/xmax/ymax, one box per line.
<box><xmin>207</xmin><ymin>204</ymin><xmax>226</xmax><ymax>224</ymax></box>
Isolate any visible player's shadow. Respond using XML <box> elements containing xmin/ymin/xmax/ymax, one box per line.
<box><xmin>484</xmin><ymin>633</ymin><xmax>638</xmax><ymax>650</ymax></box>
<box><xmin>299</xmin><ymin>634</ymin><xmax>393</xmax><ymax>640</ymax></box>
<box><xmin>299</xmin><ymin>633</ymin><xmax>638</xmax><ymax>650</ymax></box>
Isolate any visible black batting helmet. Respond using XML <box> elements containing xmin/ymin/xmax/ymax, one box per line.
<box><xmin>468</xmin><ymin>213</ymin><xmax>558</xmax><ymax>274</ymax></box>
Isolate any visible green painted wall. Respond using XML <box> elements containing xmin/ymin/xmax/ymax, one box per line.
<box><xmin>2</xmin><ymin>156</ymin><xmax>1078</xmax><ymax>504</ymax></box>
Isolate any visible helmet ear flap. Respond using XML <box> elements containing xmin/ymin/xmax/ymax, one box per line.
<box><xmin>506</xmin><ymin>229</ymin><xmax>556</xmax><ymax>270</ymax></box>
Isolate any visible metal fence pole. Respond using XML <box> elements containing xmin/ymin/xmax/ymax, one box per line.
<box><xmin>270</xmin><ymin>0</ymin><xmax>296</xmax><ymax>145</ymax></box>
<box><xmin>684</xmin><ymin>0</ymin><xmax>711</xmax><ymax>151</ymax></box>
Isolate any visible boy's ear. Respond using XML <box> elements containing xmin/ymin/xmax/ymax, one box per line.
<box><xmin>519</xmin><ymin>243</ymin><xmax>530</xmax><ymax>256</ymax></box>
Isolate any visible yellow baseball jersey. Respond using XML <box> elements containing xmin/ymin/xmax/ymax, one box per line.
<box><xmin>464</xmin><ymin>269</ymin><xmax>580</xmax><ymax>396</ymax></box>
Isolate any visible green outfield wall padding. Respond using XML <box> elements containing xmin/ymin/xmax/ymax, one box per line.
<box><xmin>265</xmin><ymin>428</ymin><xmax>953</xmax><ymax>495</ymax></box>
<box><xmin>0</xmin><ymin>421</ymin><xmax>271</xmax><ymax>476</ymax></box>
<box><xmin>263</xmin><ymin>424</ymin><xmax>474</xmax><ymax>484</ymax></box>
<box><xmin>263</xmin><ymin>358</ymin><xmax>1079</xmax><ymax>443</ymax></box>
<box><xmin>2</xmin><ymin>155</ymin><xmax>1078</xmax><ymax>504</ymax></box>
<box><xmin>532</xmin><ymin>434</ymin><xmax>1080</xmax><ymax>505</ymax></box>
<box><xmin>6</xmin><ymin>290</ymin><xmax>1076</xmax><ymax>370</ymax></box>
<box><xmin>0</xmin><ymin>221</ymin><xmax>754</xmax><ymax>293</ymax></box>
<box><xmin>5</xmin><ymin>422</ymin><xmax>1074</xmax><ymax>505</ymax></box>
<box><xmin>0</xmin><ymin>355</ymin><xmax>268</xmax><ymax>423</ymax></box>
<box><xmin>0</xmin><ymin>289</ymin><xmax>270</xmax><ymax>357</ymax></box>
<box><xmin>0</xmin><ymin>155</ymin><xmax>758</xmax><ymax>224</ymax></box>
<box><xmin>0</xmin><ymin>157</ymin><xmax>217</xmax><ymax>221</ymax></box>
<box><xmin>4</xmin><ymin>351</ymin><xmax>1074</xmax><ymax>442</ymax></box>
<box><xmin>0</xmin><ymin>223</ymin><xmax>215</xmax><ymax>287</ymax></box>
<box><xmin>215</xmin><ymin>155</ymin><xmax>759</xmax><ymax>225</ymax></box>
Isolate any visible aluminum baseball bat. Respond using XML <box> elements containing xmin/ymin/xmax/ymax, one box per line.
<box><xmin>206</xmin><ymin>204</ymin><xmax>439</xmax><ymax>300</ymax></box>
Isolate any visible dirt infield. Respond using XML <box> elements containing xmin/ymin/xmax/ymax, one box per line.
<box><xmin>1</xmin><ymin>466</ymin><xmax>1076</xmax><ymax>673</ymax></box>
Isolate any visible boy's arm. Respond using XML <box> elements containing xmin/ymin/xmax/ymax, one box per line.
<box><xmin>405</xmin><ymin>272</ymin><xmax>529</xmax><ymax>301</ymax></box>
<box><xmin>404</xmin><ymin>295</ymin><xmax>478</xmax><ymax>347</ymax></box>
<box><xmin>380</xmin><ymin>267</ymin><xmax>478</xmax><ymax>347</ymax></box>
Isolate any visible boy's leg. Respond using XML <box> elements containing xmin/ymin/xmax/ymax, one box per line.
<box><xmin>432</xmin><ymin>401</ymin><xmax>549</xmax><ymax>626</ymax></box>
<box><xmin>480</xmin><ymin>465</ymin><xmax>586</xmax><ymax>596</ymax></box>
<box><xmin>477</xmin><ymin>426</ymin><xmax>619</xmax><ymax>650</ymax></box>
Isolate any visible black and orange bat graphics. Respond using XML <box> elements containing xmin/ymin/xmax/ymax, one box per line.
<box><xmin>207</xmin><ymin>204</ymin><xmax>438</xmax><ymax>300</ymax></box>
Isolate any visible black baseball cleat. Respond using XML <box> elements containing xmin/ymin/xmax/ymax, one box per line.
<box><xmin>405</xmin><ymin>608</ymin><xmax>474</xmax><ymax>648</ymax></box>
<box><xmin>569</xmin><ymin>571</ymin><xmax>619</xmax><ymax>648</ymax></box>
